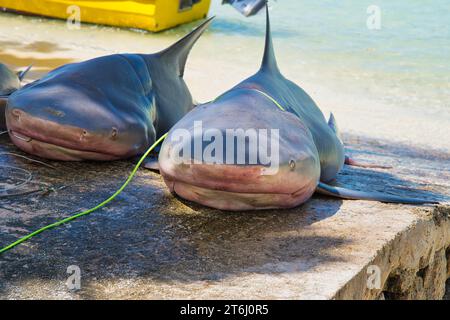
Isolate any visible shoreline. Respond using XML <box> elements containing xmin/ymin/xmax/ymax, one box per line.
<box><xmin>0</xmin><ymin>13</ymin><xmax>448</xmax><ymax>152</ymax></box>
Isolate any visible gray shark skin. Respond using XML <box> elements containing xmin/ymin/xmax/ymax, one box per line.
<box><xmin>5</xmin><ymin>18</ymin><xmax>213</xmax><ymax>161</ymax></box>
<box><xmin>158</xmin><ymin>6</ymin><xmax>437</xmax><ymax>210</ymax></box>
<box><xmin>0</xmin><ymin>63</ymin><xmax>31</xmax><ymax>130</ymax></box>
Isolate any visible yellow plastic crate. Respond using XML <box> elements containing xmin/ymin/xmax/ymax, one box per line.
<box><xmin>0</xmin><ymin>0</ymin><xmax>211</xmax><ymax>32</ymax></box>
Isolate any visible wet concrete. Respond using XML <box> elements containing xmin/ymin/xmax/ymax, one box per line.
<box><xmin>0</xmin><ymin>17</ymin><xmax>449</xmax><ymax>299</ymax></box>
<box><xmin>0</xmin><ymin>132</ymin><xmax>448</xmax><ymax>299</ymax></box>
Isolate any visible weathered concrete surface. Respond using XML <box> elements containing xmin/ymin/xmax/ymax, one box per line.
<box><xmin>1</xmin><ymin>133</ymin><xmax>449</xmax><ymax>300</ymax></box>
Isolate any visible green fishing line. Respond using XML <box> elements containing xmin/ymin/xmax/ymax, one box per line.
<box><xmin>0</xmin><ymin>90</ymin><xmax>285</xmax><ymax>255</ymax></box>
<box><xmin>0</xmin><ymin>133</ymin><xmax>168</xmax><ymax>255</ymax></box>
<box><xmin>252</xmin><ymin>89</ymin><xmax>286</xmax><ymax>111</ymax></box>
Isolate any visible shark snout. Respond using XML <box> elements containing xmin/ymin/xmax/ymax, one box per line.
<box><xmin>6</xmin><ymin>98</ymin><xmax>146</xmax><ymax>161</ymax></box>
<box><xmin>159</xmin><ymin>94</ymin><xmax>322</xmax><ymax>210</ymax></box>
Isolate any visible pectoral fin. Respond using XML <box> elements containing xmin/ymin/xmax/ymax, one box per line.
<box><xmin>316</xmin><ymin>182</ymin><xmax>438</xmax><ymax>204</ymax></box>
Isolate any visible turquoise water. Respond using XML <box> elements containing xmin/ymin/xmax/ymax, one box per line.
<box><xmin>0</xmin><ymin>1</ymin><xmax>448</xmax><ymax>148</ymax></box>
<box><xmin>2</xmin><ymin>1</ymin><xmax>448</xmax><ymax>115</ymax></box>
<box><xmin>203</xmin><ymin>1</ymin><xmax>450</xmax><ymax>115</ymax></box>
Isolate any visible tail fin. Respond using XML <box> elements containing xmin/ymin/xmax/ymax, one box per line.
<box><xmin>17</xmin><ymin>65</ymin><xmax>32</xmax><ymax>81</ymax></box>
<box><xmin>223</xmin><ymin>0</ymin><xmax>267</xmax><ymax>17</ymax></box>
<box><xmin>316</xmin><ymin>182</ymin><xmax>438</xmax><ymax>204</ymax></box>
<box><xmin>158</xmin><ymin>17</ymin><xmax>214</xmax><ymax>77</ymax></box>
<box><xmin>260</xmin><ymin>2</ymin><xmax>280</xmax><ymax>74</ymax></box>
<box><xmin>345</xmin><ymin>155</ymin><xmax>392</xmax><ymax>169</ymax></box>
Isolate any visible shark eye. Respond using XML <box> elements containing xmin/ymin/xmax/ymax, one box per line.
<box><xmin>289</xmin><ymin>160</ymin><xmax>296</xmax><ymax>170</ymax></box>
<box><xmin>111</xmin><ymin>127</ymin><xmax>118</xmax><ymax>139</ymax></box>
<box><xmin>79</xmin><ymin>130</ymin><xmax>88</xmax><ymax>141</ymax></box>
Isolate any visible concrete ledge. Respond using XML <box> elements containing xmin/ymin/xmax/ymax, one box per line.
<box><xmin>334</xmin><ymin>205</ymin><xmax>450</xmax><ymax>299</ymax></box>
<box><xmin>0</xmin><ymin>134</ymin><xmax>449</xmax><ymax>299</ymax></box>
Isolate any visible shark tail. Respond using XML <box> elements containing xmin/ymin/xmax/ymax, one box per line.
<box><xmin>345</xmin><ymin>155</ymin><xmax>392</xmax><ymax>169</ymax></box>
<box><xmin>316</xmin><ymin>182</ymin><xmax>438</xmax><ymax>204</ymax></box>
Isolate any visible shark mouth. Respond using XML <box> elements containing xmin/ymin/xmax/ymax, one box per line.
<box><xmin>169</xmin><ymin>178</ymin><xmax>316</xmax><ymax>211</ymax></box>
<box><xmin>5</xmin><ymin>105</ymin><xmax>138</xmax><ymax>161</ymax></box>
<box><xmin>8</xmin><ymin>129</ymin><xmax>123</xmax><ymax>161</ymax></box>
<box><xmin>160</xmin><ymin>162</ymin><xmax>318</xmax><ymax>211</ymax></box>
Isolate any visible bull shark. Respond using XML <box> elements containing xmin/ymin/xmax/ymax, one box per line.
<box><xmin>158</xmin><ymin>6</ymin><xmax>437</xmax><ymax>210</ymax></box>
<box><xmin>5</xmin><ymin>18</ymin><xmax>213</xmax><ymax>161</ymax></box>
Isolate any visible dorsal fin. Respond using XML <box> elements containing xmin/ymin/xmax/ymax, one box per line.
<box><xmin>158</xmin><ymin>16</ymin><xmax>214</xmax><ymax>77</ymax></box>
<box><xmin>17</xmin><ymin>64</ymin><xmax>32</xmax><ymax>81</ymax></box>
<box><xmin>260</xmin><ymin>2</ymin><xmax>280</xmax><ymax>74</ymax></box>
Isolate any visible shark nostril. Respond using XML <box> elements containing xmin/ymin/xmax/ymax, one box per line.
<box><xmin>289</xmin><ymin>159</ymin><xmax>296</xmax><ymax>171</ymax></box>
<box><xmin>80</xmin><ymin>130</ymin><xmax>88</xmax><ymax>141</ymax></box>
<box><xmin>11</xmin><ymin>109</ymin><xmax>22</xmax><ymax>119</ymax></box>
<box><xmin>110</xmin><ymin>127</ymin><xmax>118</xmax><ymax>140</ymax></box>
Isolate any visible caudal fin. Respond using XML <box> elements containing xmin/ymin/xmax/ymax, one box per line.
<box><xmin>223</xmin><ymin>0</ymin><xmax>267</xmax><ymax>17</ymax></box>
<box><xmin>316</xmin><ymin>182</ymin><xmax>438</xmax><ymax>204</ymax></box>
<box><xmin>345</xmin><ymin>155</ymin><xmax>392</xmax><ymax>169</ymax></box>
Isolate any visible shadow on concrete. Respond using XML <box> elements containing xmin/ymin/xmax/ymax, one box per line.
<box><xmin>0</xmin><ymin>132</ymin><xmax>448</xmax><ymax>298</ymax></box>
<box><xmin>343</xmin><ymin>133</ymin><xmax>450</xmax><ymax>163</ymax></box>
<box><xmin>341</xmin><ymin>133</ymin><xmax>450</xmax><ymax>203</ymax></box>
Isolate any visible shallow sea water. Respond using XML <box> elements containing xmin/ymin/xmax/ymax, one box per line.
<box><xmin>0</xmin><ymin>1</ymin><xmax>448</xmax><ymax>150</ymax></box>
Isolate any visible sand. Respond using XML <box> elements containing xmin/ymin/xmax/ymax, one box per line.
<box><xmin>0</xmin><ymin>11</ymin><xmax>449</xmax><ymax>152</ymax></box>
